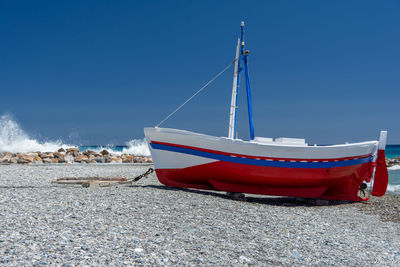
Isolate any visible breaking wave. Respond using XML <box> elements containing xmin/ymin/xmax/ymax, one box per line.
<box><xmin>0</xmin><ymin>114</ymin><xmax>70</xmax><ymax>153</ymax></box>
<box><xmin>388</xmin><ymin>165</ymin><xmax>400</xmax><ymax>171</ymax></box>
<box><xmin>122</xmin><ymin>139</ymin><xmax>150</xmax><ymax>156</ymax></box>
<box><xmin>387</xmin><ymin>184</ymin><xmax>400</xmax><ymax>194</ymax></box>
<box><xmin>0</xmin><ymin>114</ymin><xmax>149</xmax><ymax>155</ymax></box>
<box><xmin>80</xmin><ymin>140</ymin><xmax>150</xmax><ymax>156</ymax></box>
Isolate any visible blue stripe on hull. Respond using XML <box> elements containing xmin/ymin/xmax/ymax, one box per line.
<box><xmin>150</xmin><ymin>142</ymin><xmax>373</xmax><ymax>169</ymax></box>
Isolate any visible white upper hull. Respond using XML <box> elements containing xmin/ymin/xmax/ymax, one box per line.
<box><xmin>144</xmin><ymin>127</ymin><xmax>378</xmax><ymax>160</ymax></box>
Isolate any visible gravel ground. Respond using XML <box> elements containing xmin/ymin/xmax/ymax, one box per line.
<box><xmin>0</xmin><ymin>164</ymin><xmax>399</xmax><ymax>266</ymax></box>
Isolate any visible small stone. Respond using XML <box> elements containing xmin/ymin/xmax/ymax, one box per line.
<box><xmin>239</xmin><ymin>255</ymin><xmax>251</xmax><ymax>263</ymax></box>
<box><xmin>134</xmin><ymin>248</ymin><xmax>144</xmax><ymax>253</ymax></box>
<box><xmin>57</xmin><ymin>148</ymin><xmax>65</xmax><ymax>152</ymax></box>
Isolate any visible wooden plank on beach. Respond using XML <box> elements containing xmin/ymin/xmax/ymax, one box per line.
<box><xmin>52</xmin><ymin>176</ymin><xmax>128</xmax><ymax>187</ymax></box>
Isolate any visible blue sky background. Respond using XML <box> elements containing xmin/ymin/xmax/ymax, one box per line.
<box><xmin>1</xmin><ymin>0</ymin><xmax>399</xmax><ymax>145</ymax></box>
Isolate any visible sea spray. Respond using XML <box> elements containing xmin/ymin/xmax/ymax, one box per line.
<box><xmin>122</xmin><ymin>139</ymin><xmax>150</xmax><ymax>156</ymax></box>
<box><xmin>0</xmin><ymin>114</ymin><xmax>70</xmax><ymax>153</ymax></box>
<box><xmin>77</xmin><ymin>140</ymin><xmax>150</xmax><ymax>157</ymax></box>
<box><xmin>0</xmin><ymin>114</ymin><xmax>150</xmax><ymax>156</ymax></box>
<box><xmin>388</xmin><ymin>165</ymin><xmax>400</xmax><ymax>171</ymax></box>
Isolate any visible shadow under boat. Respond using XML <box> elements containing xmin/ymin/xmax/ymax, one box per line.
<box><xmin>128</xmin><ymin>184</ymin><xmax>354</xmax><ymax>207</ymax></box>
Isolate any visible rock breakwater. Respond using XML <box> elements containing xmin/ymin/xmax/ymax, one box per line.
<box><xmin>0</xmin><ymin>148</ymin><xmax>152</xmax><ymax>164</ymax></box>
<box><xmin>386</xmin><ymin>156</ymin><xmax>400</xmax><ymax>168</ymax></box>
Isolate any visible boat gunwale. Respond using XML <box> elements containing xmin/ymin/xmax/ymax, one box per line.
<box><xmin>145</xmin><ymin>127</ymin><xmax>379</xmax><ymax>149</ymax></box>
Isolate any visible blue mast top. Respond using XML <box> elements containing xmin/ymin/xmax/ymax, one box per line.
<box><xmin>238</xmin><ymin>21</ymin><xmax>255</xmax><ymax>140</ymax></box>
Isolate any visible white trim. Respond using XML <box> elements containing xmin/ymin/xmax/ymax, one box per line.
<box><xmin>378</xmin><ymin>131</ymin><xmax>387</xmax><ymax>150</ymax></box>
<box><xmin>144</xmin><ymin>127</ymin><xmax>379</xmax><ymax>160</ymax></box>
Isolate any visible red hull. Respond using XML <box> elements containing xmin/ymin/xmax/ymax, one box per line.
<box><xmin>155</xmin><ymin>161</ymin><xmax>374</xmax><ymax>201</ymax></box>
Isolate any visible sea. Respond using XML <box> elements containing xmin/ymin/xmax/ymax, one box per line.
<box><xmin>0</xmin><ymin>114</ymin><xmax>399</xmax><ymax>194</ymax></box>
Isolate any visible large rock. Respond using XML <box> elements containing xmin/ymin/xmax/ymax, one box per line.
<box><xmin>83</xmin><ymin>150</ymin><xmax>97</xmax><ymax>156</ymax></box>
<box><xmin>39</xmin><ymin>152</ymin><xmax>54</xmax><ymax>158</ymax></box>
<box><xmin>18</xmin><ymin>155</ymin><xmax>34</xmax><ymax>164</ymax></box>
<box><xmin>74</xmin><ymin>155</ymin><xmax>89</xmax><ymax>163</ymax></box>
<box><xmin>100</xmin><ymin>149</ymin><xmax>110</xmax><ymax>156</ymax></box>
<box><xmin>0</xmin><ymin>158</ymin><xmax>9</xmax><ymax>163</ymax></box>
<box><xmin>34</xmin><ymin>155</ymin><xmax>43</xmax><ymax>163</ymax></box>
<box><xmin>42</xmin><ymin>158</ymin><xmax>52</xmax><ymax>163</ymax></box>
<box><xmin>71</xmin><ymin>151</ymin><xmax>80</xmax><ymax>157</ymax></box>
<box><xmin>387</xmin><ymin>156</ymin><xmax>400</xmax><ymax>167</ymax></box>
<box><xmin>121</xmin><ymin>154</ymin><xmax>133</xmax><ymax>163</ymax></box>
<box><xmin>95</xmin><ymin>156</ymin><xmax>105</xmax><ymax>163</ymax></box>
<box><xmin>53</xmin><ymin>152</ymin><xmax>65</xmax><ymax>159</ymax></box>
<box><xmin>57</xmin><ymin>148</ymin><xmax>65</xmax><ymax>152</ymax></box>
<box><xmin>110</xmin><ymin>157</ymin><xmax>122</xmax><ymax>164</ymax></box>
<box><xmin>66</xmin><ymin>147</ymin><xmax>79</xmax><ymax>153</ymax></box>
<box><xmin>64</xmin><ymin>155</ymin><xmax>74</xmax><ymax>164</ymax></box>
<box><xmin>122</xmin><ymin>154</ymin><xmax>133</xmax><ymax>160</ymax></box>
<box><xmin>134</xmin><ymin>156</ymin><xmax>146</xmax><ymax>163</ymax></box>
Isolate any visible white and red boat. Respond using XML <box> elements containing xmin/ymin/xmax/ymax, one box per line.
<box><xmin>144</xmin><ymin>22</ymin><xmax>388</xmax><ymax>201</ymax></box>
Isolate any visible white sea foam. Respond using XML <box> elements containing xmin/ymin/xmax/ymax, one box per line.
<box><xmin>122</xmin><ymin>139</ymin><xmax>150</xmax><ymax>156</ymax></box>
<box><xmin>0</xmin><ymin>114</ymin><xmax>71</xmax><ymax>153</ymax></box>
<box><xmin>83</xmin><ymin>140</ymin><xmax>150</xmax><ymax>156</ymax></box>
<box><xmin>388</xmin><ymin>165</ymin><xmax>400</xmax><ymax>171</ymax></box>
<box><xmin>0</xmin><ymin>114</ymin><xmax>150</xmax><ymax>156</ymax></box>
<box><xmin>387</xmin><ymin>184</ymin><xmax>400</xmax><ymax>194</ymax></box>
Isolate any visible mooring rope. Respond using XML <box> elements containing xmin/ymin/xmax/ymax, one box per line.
<box><xmin>156</xmin><ymin>59</ymin><xmax>237</xmax><ymax>128</ymax></box>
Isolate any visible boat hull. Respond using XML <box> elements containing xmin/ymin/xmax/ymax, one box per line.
<box><xmin>145</xmin><ymin>127</ymin><xmax>378</xmax><ymax>201</ymax></box>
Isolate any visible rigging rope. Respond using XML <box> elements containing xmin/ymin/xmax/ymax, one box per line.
<box><xmin>156</xmin><ymin>59</ymin><xmax>237</xmax><ymax>127</ymax></box>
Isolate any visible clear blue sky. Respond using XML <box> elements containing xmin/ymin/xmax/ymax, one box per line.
<box><xmin>1</xmin><ymin>0</ymin><xmax>399</xmax><ymax>145</ymax></box>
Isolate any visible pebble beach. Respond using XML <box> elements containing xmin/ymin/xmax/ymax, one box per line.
<box><xmin>0</xmin><ymin>164</ymin><xmax>399</xmax><ymax>266</ymax></box>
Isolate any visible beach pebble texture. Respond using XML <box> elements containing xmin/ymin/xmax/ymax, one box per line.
<box><xmin>0</xmin><ymin>165</ymin><xmax>399</xmax><ymax>266</ymax></box>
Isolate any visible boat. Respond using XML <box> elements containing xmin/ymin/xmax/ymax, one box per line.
<box><xmin>144</xmin><ymin>22</ymin><xmax>389</xmax><ymax>201</ymax></box>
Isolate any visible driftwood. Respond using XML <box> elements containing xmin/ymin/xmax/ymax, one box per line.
<box><xmin>52</xmin><ymin>176</ymin><xmax>128</xmax><ymax>187</ymax></box>
<box><xmin>52</xmin><ymin>168</ymin><xmax>154</xmax><ymax>188</ymax></box>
